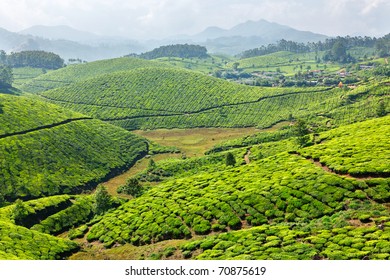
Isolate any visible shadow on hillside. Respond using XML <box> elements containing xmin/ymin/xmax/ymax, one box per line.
<box><xmin>0</xmin><ymin>87</ymin><xmax>22</xmax><ymax>95</ymax></box>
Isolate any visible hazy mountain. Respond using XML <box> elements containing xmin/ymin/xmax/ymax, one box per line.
<box><xmin>19</xmin><ymin>25</ymin><xmax>136</xmax><ymax>47</ymax></box>
<box><xmin>0</xmin><ymin>27</ymin><xmax>145</xmax><ymax>61</ymax></box>
<box><xmin>1</xmin><ymin>19</ymin><xmax>329</xmax><ymax>60</ymax></box>
<box><xmin>191</xmin><ymin>19</ymin><xmax>328</xmax><ymax>54</ymax></box>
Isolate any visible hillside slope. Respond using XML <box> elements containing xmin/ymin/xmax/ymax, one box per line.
<box><xmin>0</xmin><ymin>94</ymin><xmax>147</xmax><ymax>201</ymax></box>
<box><xmin>37</xmin><ymin>67</ymin><xmax>389</xmax><ymax>131</ymax></box>
<box><xmin>19</xmin><ymin>57</ymin><xmax>171</xmax><ymax>93</ymax></box>
<box><xmin>81</xmin><ymin>115</ymin><xmax>390</xmax><ymax>259</ymax></box>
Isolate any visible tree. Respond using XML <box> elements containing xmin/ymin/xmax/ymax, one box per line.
<box><xmin>0</xmin><ymin>191</ymin><xmax>5</xmax><ymax>207</ymax></box>
<box><xmin>377</xmin><ymin>100</ymin><xmax>387</xmax><ymax>117</ymax></box>
<box><xmin>294</xmin><ymin>119</ymin><xmax>310</xmax><ymax>147</ymax></box>
<box><xmin>232</xmin><ymin>62</ymin><xmax>240</xmax><ymax>71</ymax></box>
<box><xmin>12</xmin><ymin>199</ymin><xmax>29</xmax><ymax>225</ymax></box>
<box><xmin>94</xmin><ymin>185</ymin><xmax>112</xmax><ymax>215</ymax></box>
<box><xmin>0</xmin><ymin>50</ymin><xmax>6</xmax><ymax>64</ymax></box>
<box><xmin>0</xmin><ymin>64</ymin><xmax>13</xmax><ymax>88</ymax></box>
<box><xmin>225</xmin><ymin>152</ymin><xmax>236</xmax><ymax>166</ymax></box>
<box><xmin>118</xmin><ymin>178</ymin><xmax>144</xmax><ymax>197</ymax></box>
<box><xmin>147</xmin><ymin>158</ymin><xmax>156</xmax><ymax>171</ymax></box>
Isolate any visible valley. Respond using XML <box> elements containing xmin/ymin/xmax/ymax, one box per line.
<box><xmin>0</xmin><ymin>34</ymin><xmax>389</xmax><ymax>260</ymax></box>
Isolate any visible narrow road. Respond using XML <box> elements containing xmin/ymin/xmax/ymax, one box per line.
<box><xmin>0</xmin><ymin>117</ymin><xmax>93</xmax><ymax>140</ymax></box>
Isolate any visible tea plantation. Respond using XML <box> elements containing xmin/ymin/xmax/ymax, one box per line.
<box><xmin>1</xmin><ymin>48</ymin><xmax>389</xmax><ymax>260</ymax></box>
<box><xmin>35</xmin><ymin>66</ymin><xmax>389</xmax><ymax>131</ymax></box>
<box><xmin>0</xmin><ymin>94</ymin><xmax>148</xmax><ymax>201</ymax></box>
<box><xmin>19</xmin><ymin>57</ymin><xmax>171</xmax><ymax>93</ymax></box>
<box><xmin>81</xmin><ymin>115</ymin><xmax>390</xmax><ymax>259</ymax></box>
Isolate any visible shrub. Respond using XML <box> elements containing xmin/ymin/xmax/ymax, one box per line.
<box><xmin>94</xmin><ymin>185</ymin><xmax>112</xmax><ymax>215</ymax></box>
<box><xmin>225</xmin><ymin>152</ymin><xmax>236</xmax><ymax>166</ymax></box>
<box><xmin>118</xmin><ymin>178</ymin><xmax>144</xmax><ymax>197</ymax></box>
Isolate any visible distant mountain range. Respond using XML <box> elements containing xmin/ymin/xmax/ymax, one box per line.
<box><xmin>0</xmin><ymin>20</ymin><xmax>329</xmax><ymax>61</ymax></box>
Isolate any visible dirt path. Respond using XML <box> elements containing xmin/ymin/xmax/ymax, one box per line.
<box><xmin>0</xmin><ymin>117</ymin><xmax>93</xmax><ymax>139</ymax></box>
<box><xmin>244</xmin><ymin>149</ymin><xmax>251</xmax><ymax>164</ymax></box>
<box><xmin>292</xmin><ymin>152</ymin><xmax>388</xmax><ymax>181</ymax></box>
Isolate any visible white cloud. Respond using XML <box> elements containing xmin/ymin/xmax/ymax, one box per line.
<box><xmin>0</xmin><ymin>0</ymin><xmax>388</xmax><ymax>38</ymax></box>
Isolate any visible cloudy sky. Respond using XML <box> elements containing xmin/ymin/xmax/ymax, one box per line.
<box><xmin>0</xmin><ymin>0</ymin><xmax>389</xmax><ymax>39</ymax></box>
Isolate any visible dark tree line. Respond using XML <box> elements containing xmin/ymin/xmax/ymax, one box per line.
<box><xmin>239</xmin><ymin>34</ymin><xmax>390</xmax><ymax>59</ymax></box>
<box><xmin>138</xmin><ymin>44</ymin><xmax>209</xmax><ymax>60</ymax></box>
<box><xmin>0</xmin><ymin>50</ymin><xmax>64</xmax><ymax>70</ymax></box>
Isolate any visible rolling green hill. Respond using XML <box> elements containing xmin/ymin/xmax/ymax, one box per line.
<box><xmin>37</xmin><ymin>67</ymin><xmax>388</xmax><ymax>131</ymax></box>
<box><xmin>83</xmin><ymin>115</ymin><xmax>390</xmax><ymax>260</ymax></box>
<box><xmin>18</xmin><ymin>57</ymin><xmax>171</xmax><ymax>93</ymax></box>
<box><xmin>0</xmin><ymin>94</ymin><xmax>148</xmax><ymax>201</ymax></box>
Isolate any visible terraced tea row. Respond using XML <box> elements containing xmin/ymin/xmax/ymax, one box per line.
<box><xmin>180</xmin><ymin>224</ymin><xmax>390</xmax><ymax>260</ymax></box>
<box><xmin>87</xmin><ymin>152</ymin><xmax>374</xmax><ymax>247</ymax></box>
<box><xmin>19</xmin><ymin>57</ymin><xmax>171</xmax><ymax>93</ymax></box>
<box><xmin>0</xmin><ymin>93</ymin><xmax>84</xmax><ymax>136</ymax></box>
<box><xmin>0</xmin><ymin>95</ymin><xmax>148</xmax><ymax>202</ymax></box>
<box><xmin>38</xmin><ymin>67</ymin><xmax>389</xmax><ymax>131</ymax></box>
<box><xmin>299</xmin><ymin>115</ymin><xmax>390</xmax><ymax>177</ymax></box>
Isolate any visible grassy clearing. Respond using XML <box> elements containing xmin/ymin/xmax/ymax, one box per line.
<box><xmin>102</xmin><ymin>127</ymin><xmax>266</xmax><ymax>196</ymax></box>
<box><xmin>102</xmin><ymin>153</ymin><xmax>181</xmax><ymax>197</ymax></box>
<box><xmin>70</xmin><ymin>239</ymin><xmax>189</xmax><ymax>260</ymax></box>
<box><xmin>133</xmin><ymin>127</ymin><xmax>261</xmax><ymax>157</ymax></box>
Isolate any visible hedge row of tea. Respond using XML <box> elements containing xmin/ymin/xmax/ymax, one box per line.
<box><xmin>180</xmin><ymin>224</ymin><xmax>390</xmax><ymax>260</ymax></box>
<box><xmin>108</xmin><ymin>86</ymin><xmax>343</xmax><ymax>130</ymax></box>
<box><xmin>40</xmin><ymin>67</ymin><xmax>319</xmax><ymax>112</ymax></box>
<box><xmin>0</xmin><ymin>119</ymin><xmax>147</xmax><ymax>201</ymax></box>
<box><xmin>19</xmin><ymin>57</ymin><xmax>171</xmax><ymax>93</ymax></box>
<box><xmin>0</xmin><ymin>220</ymin><xmax>78</xmax><ymax>259</ymax></box>
<box><xmin>299</xmin><ymin>115</ymin><xmax>390</xmax><ymax>177</ymax></box>
<box><xmin>0</xmin><ymin>94</ymin><xmax>83</xmax><ymax>136</ymax></box>
<box><xmin>87</xmin><ymin>152</ymin><xmax>374</xmax><ymax>247</ymax></box>
<box><xmin>38</xmin><ymin>67</ymin><xmax>335</xmax><ymax>130</ymax></box>
<box><xmin>0</xmin><ymin>195</ymin><xmax>72</xmax><ymax>224</ymax></box>
<box><xmin>31</xmin><ymin>196</ymin><xmax>94</xmax><ymax>234</ymax></box>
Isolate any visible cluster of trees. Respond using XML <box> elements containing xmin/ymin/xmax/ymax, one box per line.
<box><xmin>138</xmin><ymin>44</ymin><xmax>209</xmax><ymax>60</ymax></box>
<box><xmin>0</xmin><ymin>50</ymin><xmax>64</xmax><ymax>70</ymax></box>
<box><xmin>322</xmin><ymin>41</ymin><xmax>355</xmax><ymax>63</ymax></box>
<box><xmin>239</xmin><ymin>34</ymin><xmax>390</xmax><ymax>59</ymax></box>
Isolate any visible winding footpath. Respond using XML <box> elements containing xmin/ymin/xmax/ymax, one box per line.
<box><xmin>0</xmin><ymin>117</ymin><xmax>93</xmax><ymax>140</ymax></box>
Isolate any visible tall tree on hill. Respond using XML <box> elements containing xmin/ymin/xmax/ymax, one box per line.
<box><xmin>94</xmin><ymin>185</ymin><xmax>112</xmax><ymax>215</ymax></box>
<box><xmin>225</xmin><ymin>152</ymin><xmax>236</xmax><ymax>166</ymax></box>
<box><xmin>0</xmin><ymin>64</ymin><xmax>13</xmax><ymax>88</ymax></box>
<box><xmin>294</xmin><ymin>119</ymin><xmax>310</xmax><ymax>147</ymax></box>
<box><xmin>377</xmin><ymin>100</ymin><xmax>387</xmax><ymax>117</ymax></box>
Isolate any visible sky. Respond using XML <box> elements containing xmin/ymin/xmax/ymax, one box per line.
<box><xmin>0</xmin><ymin>0</ymin><xmax>389</xmax><ymax>39</ymax></box>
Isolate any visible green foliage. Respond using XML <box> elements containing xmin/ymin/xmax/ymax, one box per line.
<box><xmin>39</xmin><ymin>66</ymin><xmax>351</xmax><ymax>130</ymax></box>
<box><xmin>294</xmin><ymin>119</ymin><xmax>310</xmax><ymax>147</ymax></box>
<box><xmin>5</xmin><ymin>51</ymin><xmax>64</xmax><ymax>70</ymax></box>
<box><xmin>11</xmin><ymin>199</ymin><xmax>29</xmax><ymax>225</ymax></box>
<box><xmin>225</xmin><ymin>152</ymin><xmax>236</xmax><ymax>166</ymax></box>
<box><xmin>0</xmin><ymin>64</ymin><xmax>13</xmax><ymax>88</ymax></box>
<box><xmin>181</xmin><ymin>224</ymin><xmax>390</xmax><ymax>260</ymax></box>
<box><xmin>139</xmin><ymin>44</ymin><xmax>209</xmax><ymax>60</ymax></box>
<box><xmin>87</xmin><ymin>151</ymin><xmax>361</xmax><ymax>247</ymax></box>
<box><xmin>300</xmin><ymin>115</ymin><xmax>390</xmax><ymax>177</ymax></box>
<box><xmin>117</xmin><ymin>178</ymin><xmax>144</xmax><ymax>197</ymax></box>
<box><xmin>0</xmin><ymin>220</ymin><xmax>78</xmax><ymax>260</ymax></box>
<box><xmin>0</xmin><ymin>94</ymin><xmax>83</xmax><ymax>136</ymax></box>
<box><xmin>94</xmin><ymin>186</ymin><xmax>112</xmax><ymax>215</ymax></box>
<box><xmin>68</xmin><ymin>225</ymin><xmax>89</xmax><ymax>240</ymax></box>
<box><xmin>31</xmin><ymin>196</ymin><xmax>94</xmax><ymax>234</ymax></box>
<box><xmin>21</xmin><ymin>56</ymin><xmax>171</xmax><ymax>93</ymax></box>
<box><xmin>377</xmin><ymin>100</ymin><xmax>387</xmax><ymax>117</ymax></box>
<box><xmin>0</xmin><ymin>97</ymin><xmax>147</xmax><ymax>201</ymax></box>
